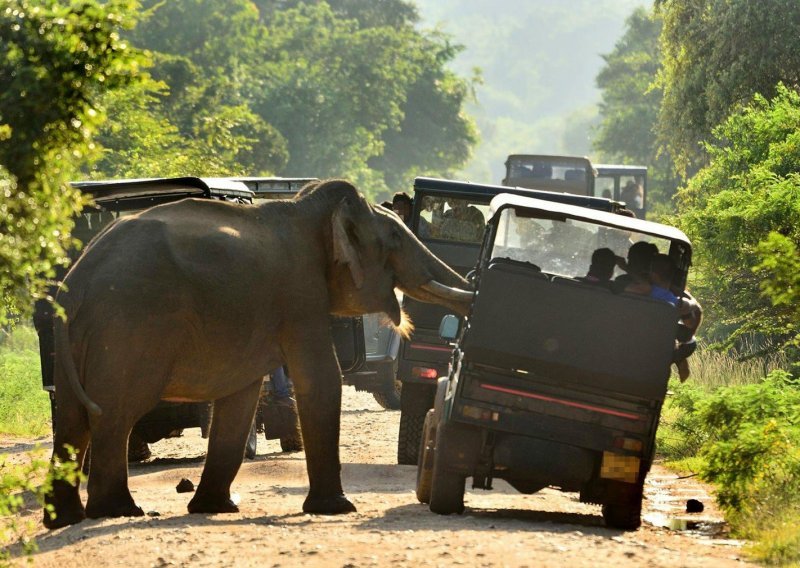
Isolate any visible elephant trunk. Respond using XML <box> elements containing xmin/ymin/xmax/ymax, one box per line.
<box><xmin>401</xmin><ymin>280</ymin><xmax>472</xmax><ymax>316</ymax></box>
<box><xmin>392</xmin><ymin>229</ymin><xmax>473</xmax><ymax>316</ymax></box>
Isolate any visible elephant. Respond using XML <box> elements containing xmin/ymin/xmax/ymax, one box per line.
<box><xmin>44</xmin><ymin>179</ymin><xmax>473</xmax><ymax>529</ymax></box>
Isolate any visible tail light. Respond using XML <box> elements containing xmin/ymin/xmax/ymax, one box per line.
<box><xmin>412</xmin><ymin>366</ymin><xmax>439</xmax><ymax>379</ymax></box>
<box><xmin>613</xmin><ymin>437</ymin><xmax>643</xmax><ymax>452</ymax></box>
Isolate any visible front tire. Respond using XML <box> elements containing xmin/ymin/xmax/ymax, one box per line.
<box><xmin>415</xmin><ymin>410</ymin><xmax>437</xmax><ymax>504</ymax></box>
<box><xmin>429</xmin><ymin>425</ymin><xmax>465</xmax><ymax>515</ymax></box>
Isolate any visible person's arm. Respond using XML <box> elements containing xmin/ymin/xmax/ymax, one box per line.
<box><xmin>677</xmin><ymin>290</ymin><xmax>703</xmax><ymax>334</ymax></box>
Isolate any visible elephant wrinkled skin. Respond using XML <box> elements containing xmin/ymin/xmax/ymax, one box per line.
<box><xmin>44</xmin><ymin>179</ymin><xmax>471</xmax><ymax>529</ymax></box>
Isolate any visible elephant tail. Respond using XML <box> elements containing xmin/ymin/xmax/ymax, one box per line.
<box><xmin>55</xmin><ymin>316</ymin><xmax>103</xmax><ymax>416</ymax></box>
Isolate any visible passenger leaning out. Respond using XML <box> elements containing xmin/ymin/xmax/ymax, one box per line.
<box><xmin>627</xmin><ymin>253</ymin><xmax>703</xmax><ymax>381</ymax></box>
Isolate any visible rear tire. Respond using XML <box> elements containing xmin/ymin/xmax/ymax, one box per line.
<box><xmin>397</xmin><ymin>383</ymin><xmax>434</xmax><ymax>465</ymax></box>
<box><xmin>244</xmin><ymin>420</ymin><xmax>257</xmax><ymax>459</ymax></box>
<box><xmin>415</xmin><ymin>410</ymin><xmax>436</xmax><ymax>504</ymax></box>
<box><xmin>429</xmin><ymin>425</ymin><xmax>465</xmax><ymax>515</ymax></box>
<box><xmin>602</xmin><ymin>496</ymin><xmax>643</xmax><ymax>530</ymax></box>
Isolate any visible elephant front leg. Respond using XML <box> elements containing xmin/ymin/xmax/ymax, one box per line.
<box><xmin>188</xmin><ymin>379</ymin><xmax>261</xmax><ymax>514</ymax></box>
<box><xmin>283</xmin><ymin>326</ymin><xmax>356</xmax><ymax>515</ymax></box>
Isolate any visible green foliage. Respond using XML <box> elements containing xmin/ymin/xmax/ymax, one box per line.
<box><xmin>0</xmin><ymin>0</ymin><xmax>145</xmax><ymax>324</ymax></box>
<box><xmin>1</xmin><ymin>447</ymin><xmax>83</xmax><ymax>560</ymax></box>
<box><xmin>658</xmin><ymin>359</ymin><xmax>800</xmax><ymax>565</ymax></box>
<box><xmin>657</xmin><ymin>379</ymin><xmax>709</xmax><ymax>460</ymax></box>
<box><xmin>248</xmin><ymin>2</ymin><xmax>478</xmax><ymax>195</ymax></box>
<box><xmin>697</xmin><ymin>371</ymin><xmax>800</xmax><ymax>511</ymax></box>
<box><xmin>122</xmin><ymin>0</ymin><xmax>477</xmax><ymax>198</ymax></box>
<box><xmin>676</xmin><ymin>85</ymin><xmax>800</xmax><ymax>358</ymax></box>
<box><xmin>656</xmin><ymin>0</ymin><xmax>800</xmax><ymax>173</ymax></box>
<box><xmin>593</xmin><ymin>7</ymin><xmax>680</xmax><ymax>210</ymax></box>
<box><xmin>755</xmin><ymin>233</ymin><xmax>800</xmax><ymax>356</ymax></box>
<box><xmin>0</xmin><ymin>326</ymin><xmax>49</xmax><ymax>437</ymax></box>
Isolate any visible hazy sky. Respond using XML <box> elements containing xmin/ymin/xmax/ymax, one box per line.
<box><xmin>414</xmin><ymin>0</ymin><xmax>648</xmax><ymax>182</ymax></box>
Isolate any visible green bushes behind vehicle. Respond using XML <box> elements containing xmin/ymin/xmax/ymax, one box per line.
<box><xmin>658</xmin><ymin>348</ymin><xmax>800</xmax><ymax>565</ymax></box>
<box><xmin>0</xmin><ymin>326</ymin><xmax>49</xmax><ymax>437</ymax></box>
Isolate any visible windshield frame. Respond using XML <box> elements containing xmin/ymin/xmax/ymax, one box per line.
<box><xmin>478</xmin><ymin>193</ymin><xmax>693</xmax><ymax>291</ymax></box>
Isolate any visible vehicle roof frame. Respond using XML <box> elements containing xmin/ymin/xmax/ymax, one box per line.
<box><xmin>71</xmin><ymin>177</ymin><xmax>254</xmax><ymax>203</ymax></box>
<box><xmin>488</xmin><ymin>193</ymin><xmax>689</xmax><ymax>246</ymax></box>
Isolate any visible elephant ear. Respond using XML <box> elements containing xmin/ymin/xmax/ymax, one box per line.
<box><xmin>332</xmin><ymin>197</ymin><xmax>365</xmax><ymax>289</ymax></box>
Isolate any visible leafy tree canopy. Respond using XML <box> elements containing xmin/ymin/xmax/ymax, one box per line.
<box><xmin>117</xmin><ymin>0</ymin><xmax>478</xmax><ymax>198</ymax></box>
<box><xmin>593</xmin><ymin>6</ymin><xmax>680</xmax><ymax>211</ymax></box>
<box><xmin>656</xmin><ymin>0</ymin><xmax>800</xmax><ymax>174</ymax></box>
<box><xmin>676</xmin><ymin>84</ymin><xmax>800</xmax><ymax>360</ymax></box>
<box><xmin>0</xmin><ymin>0</ymin><xmax>143</xmax><ymax>323</ymax></box>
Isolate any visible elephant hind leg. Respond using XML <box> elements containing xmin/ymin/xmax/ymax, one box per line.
<box><xmin>84</xmin><ymin>421</ymin><xmax>144</xmax><ymax>520</ymax></box>
<box><xmin>44</xmin><ymin>389</ymin><xmax>91</xmax><ymax>529</ymax></box>
<box><xmin>188</xmin><ymin>379</ymin><xmax>261</xmax><ymax>514</ymax></box>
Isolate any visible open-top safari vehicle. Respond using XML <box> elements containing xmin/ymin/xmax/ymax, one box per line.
<box><xmin>415</xmin><ymin>192</ymin><xmax>692</xmax><ymax>530</ymax></box>
<box><xmin>396</xmin><ymin>176</ymin><xmax>627</xmax><ymax>465</ymax></box>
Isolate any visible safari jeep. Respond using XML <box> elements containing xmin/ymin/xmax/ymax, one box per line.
<box><xmin>415</xmin><ymin>192</ymin><xmax>692</xmax><ymax>530</ymax></box>
<box><xmin>397</xmin><ymin>176</ymin><xmax>627</xmax><ymax>465</ymax></box>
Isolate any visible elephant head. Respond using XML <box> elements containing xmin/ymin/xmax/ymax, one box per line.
<box><xmin>297</xmin><ymin>180</ymin><xmax>472</xmax><ymax>334</ymax></box>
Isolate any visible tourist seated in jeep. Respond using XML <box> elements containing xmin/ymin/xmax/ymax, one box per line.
<box><xmin>576</xmin><ymin>247</ymin><xmax>619</xmax><ymax>287</ymax></box>
<box><xmin>438</xmin><ymin>199</ymin><xmax>485</xmax><ymax>242</ymax></box>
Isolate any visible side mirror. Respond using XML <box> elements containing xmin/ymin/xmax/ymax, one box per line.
<box><xmin>439</xmin><ymin>314</ymin><xmax>461</xmax><ymax>342</ymax></box>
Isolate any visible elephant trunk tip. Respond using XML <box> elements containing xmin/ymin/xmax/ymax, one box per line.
<box><xmin>396</xmin><ymin>308</ymin><xmax>414</xmax><ymax>340</ymax></box>
<box><xmin>381</xmin><ymin>309</ymin><xmax>414</xmax><ymax>340</ymax></box>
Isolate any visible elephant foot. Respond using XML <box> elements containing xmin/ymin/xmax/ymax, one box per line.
<box><xmin>43</xmin><ymin>502</ymin><xmax>86</xmax><ymax>529</ymax></box>
<box><xmin>43</xmin><ymin>480</ymin><xmax>86</xmax><ymax>529</ymax></box>
<box><xmin>187</xmin><ymin>494</ymin><xmax>240</xmax><ymax>514</ymax></box>
<box><xmin>85</xmin><ymin>499</ymin><xmax>144</xmax><ymax>520</ymax></box>
<box><xmin>302</xmin><ymin>494</ymin><xmax>357</xmax><ymax>515</ymax></box>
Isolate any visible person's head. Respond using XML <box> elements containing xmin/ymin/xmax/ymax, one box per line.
<box><xmin>587</xmin><ymin>247</ymin><xmax>617</xmax><ymax>281</ymax></box>
<box><xmin>380</xmin><ymin>200</ymin><xmax>393</xmax><ymax>210</ymax></box>
<box><xmin>622</xmin><ymin>181</ymin><xmax>644</xmax><ymax>210</ymax></box>
<box><xmin>626</xmin><ymin>241</ymin><xmax>658</xmax><ymax>277</ymax></box>
<box><xmin>601</xmin><ymin>189</ymin><xmax>612</xmax><ymax>199</ymax></box>
<box><xmin>392</xmin><ymin>192</ymin><xmax>413</xmax><ymax>222</ymax></box>
<box><xmin>649</xmin><ymin>253</ymin><xmax>675</xmax><ymax>288</ymax></box>
<box><xmin>448</xmin><ymin>199</ymin><xmax>467</xmax><ymax>213</ymax></box>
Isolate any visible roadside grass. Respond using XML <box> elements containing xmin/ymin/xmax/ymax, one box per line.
<box><xmin>0</xmin><ymin>325</ymin><xmax>50</xmax><ymax>437</ymax></box>
<box><xmin>658</xmin><ymin>346</ymin><xmax>800</xmax><ymax>566</ymax></box>
<box><xmin>0</xmin><ymin>325</ymin><xmax>81</xmax><ymax>562</ymax></box>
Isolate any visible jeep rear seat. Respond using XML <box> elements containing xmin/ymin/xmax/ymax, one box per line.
<box><xmin>463</xmin><ymin>261</ymin><xmax>676</xmax><ymax>400</ymax></box>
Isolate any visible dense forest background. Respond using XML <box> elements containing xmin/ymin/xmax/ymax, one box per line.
<box><xmin>416</xmin><ymin>0</ymin><xmax>644</xmax><ymax>184</ymax></box>
<box><xmin>1</xmin><ymin>0</ymin><xmax>798</xmax><ymax>365</ymax></box>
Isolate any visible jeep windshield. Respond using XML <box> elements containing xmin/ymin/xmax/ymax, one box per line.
<box><xmin>486</xmin><ymin>193</ymin><xmax>690</xmax><ymax>284</ymax></box>
<box><xmin>416</xmin><ymin>195</ymin><xmax>490</xmax><ymax>244</ymax></box>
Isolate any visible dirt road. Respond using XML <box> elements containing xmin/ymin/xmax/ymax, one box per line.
<box><xmin>5</xmin><ymin>389</ymin><xmax>746</xmax><ymax>567</ymax></box>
